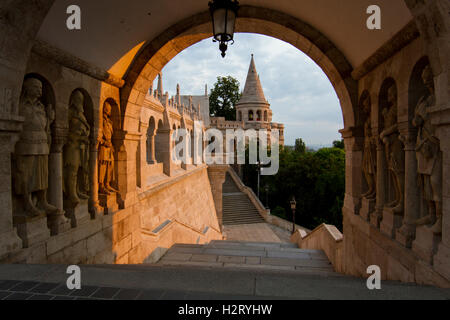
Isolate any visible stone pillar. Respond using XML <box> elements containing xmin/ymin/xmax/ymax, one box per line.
<box><xmin>371</xmin><ymin>138</ymin><xmax>386</xmax><ymax>227</ymax></box>
<box><xmin>47</xmin><ymin>126</ymin><xmax>71</xmax><ymax>235</ymax></box>
<box><xmin>340</xmin><ymin>128</ymin><xmax>364</xmax><ymax>216</ymax></box>
<box><xmin>208</xmin><ymin>165</ymin><xmax>228</xmax><ymax>231</ymax></box>
<box><xmin>0</xmin><ymin>119</ymin><xmax>24</xmax><ymax>258</ymax></box>
<box><xmin>396</xmin><ymin>131</ymin><xmax>420</xmax><ymax>247</ymax></box>
<box><xmin>89</xmin><ymin>130</ymin><xmax>100</xmax><ymax>218</ymax></box>
<box><xmin>148</xmin><ymin>134</ymin><xmax>156</xmax><ymax>164</ymax></box>
<box><xmin>158</xmin><ymin>129</ymin><xmax>174</xmax><ymax>176</ymax></box>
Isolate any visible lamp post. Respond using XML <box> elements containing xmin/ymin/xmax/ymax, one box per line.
<box><xmin>209</xmin><ymin>0</ymin><xmax>240</xmax><ymax>58</ymax></box>
<box><xmin>257</xmin><ymin>160</ymin><xmax>261</xmax><ymax>199</ymax></box>
<box><xmin>290</xmin><ymin>197</ymin><xmax>297</xmax><ymax>234</ymax></box>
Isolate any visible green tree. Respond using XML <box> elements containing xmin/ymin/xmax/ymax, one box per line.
<box><xmin>333</xmin><ymin>139</ymin><xmax>345</xmax><ymax>149</ymax></box>
<box><xmin>295</xmin><ymin>138</ymin><xmax>306</xmax><ymax>154</ymax></box>
<box><xmin>209</xmin><ymin>76</ymin><xmax>241</xmax><ymax>120</ymax></box>
<box><xmin>242</xmin><ymin>141</ymin><xmax>346</xmax><ymax>231</ymax></box>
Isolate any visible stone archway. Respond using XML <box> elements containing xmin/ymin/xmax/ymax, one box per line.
<box><xmin>120</xmin><ymin>6</ymin><xmax>357</xmax><ymax>133</ymax></box>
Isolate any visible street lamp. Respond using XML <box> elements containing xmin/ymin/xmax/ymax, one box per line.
<box><xmin>290</xmin><ymin>197</ymin><xmax>297</xmax><ymax>234</ymax></box>
<box><xmin>257</xmin><ymin>160</ymin><xmax>261</xmax><ymax>199</ymax></box>
<box><xmin>209</xmin><ymin>0</ymin><xmax>240</xmax><ymax>58</ymax></box>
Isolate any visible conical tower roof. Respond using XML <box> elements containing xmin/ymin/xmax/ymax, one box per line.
<box><xmin>236</xmin><ymin>55</ymin><xmax>269</xmax><ymax>107</ymax></box>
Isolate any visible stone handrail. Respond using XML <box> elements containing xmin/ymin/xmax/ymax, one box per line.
<box><xmin>291</xmin><ymin>223</ymin><xmax>344</xmax><ymax>273</ymax></box>
<box><xmin>141</xmin><ymin>217</ymin><xmax>221</xmax><ymax>239</ymax></box>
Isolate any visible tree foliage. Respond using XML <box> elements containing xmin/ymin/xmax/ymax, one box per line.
<box><xmin>333</xmin><ymin>139</ymin><xmax>345</xmax><ymax>149</ymax></box>
<box><xmin>242</xmin><ymin>142</ymin><xmax>345</xmax><ymax>231</ymax></box>
<box><xmin>209</xmin><ymin>76</ymin><xmax>241</xmax><ymax>120</ymax></box>
<box><xmin>295</xmin><ymin>138</ymin><xmax>306</xmax><ymax>154</ymax></box>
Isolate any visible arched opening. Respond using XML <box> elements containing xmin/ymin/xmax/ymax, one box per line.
<box><xmin>248</xmin><ymin>110</ymin><xmax>254</xmax><ymax>121</ymax></box>
<box><xmin>264</xmin><ymin>110</ymin><xmax>268</xmax><ymax>122</ymax></box>
<box><xmin>155</xmin><ymin>120</ymin><xmax>165</xmax><ymax>164</ymax></box>
<box><xmin>147</xmin><ymin>117</ymin><xmax>157</xmax><ymax>164</ymax></box>
<box><xmin>256</xmin><ymin>110</ymin><xmax>261</xmax><ymax>121</ymax></box>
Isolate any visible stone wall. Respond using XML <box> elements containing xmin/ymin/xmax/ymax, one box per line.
<box><xmin>342</xmin><ymin>35</ymin><xmax>450</xmax><ymax>288</ymax></box>
<box><xmin>1</xmin><ymin>164</ymin><xmax>221</xmax><ymax>265</ymax></box>
<box><xmin>0</xmin><ymin>43</ymin><xmax>222</xmax><ymax>265</ymax></box>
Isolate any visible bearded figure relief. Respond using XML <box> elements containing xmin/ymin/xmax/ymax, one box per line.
<box><xmin>413</xmin><ymin>65</ymin><xmax>442</xmax><ymax>235</ymax></box>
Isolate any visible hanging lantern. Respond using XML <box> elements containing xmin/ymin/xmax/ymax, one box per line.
<box><xmin>208</xmin><ymin>0</ymin><xmax>240</xmax><ymax>58</ymax></box>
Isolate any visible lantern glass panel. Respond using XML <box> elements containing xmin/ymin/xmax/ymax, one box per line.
<box><xmin>226</xmin><ymin>10</ymin><xmax>236</xmax><ymax>38</ymax></box>
<box><xmin>213</xmin><ymin>8</ymin><xmax>227</xmax><ymax>39</ymax></box>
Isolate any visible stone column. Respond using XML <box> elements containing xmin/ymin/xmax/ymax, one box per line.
<box><xmin>372</xmin><ymin>138</ymin><xmax>386</xmax><ymax>227</ymax></box>
<box><xmin>89</xmin><ymin>129</ymin><xmax>100</xmax><ymax>218</ymax></box>
<box><xmin>396</xmin><ymin>131</ymin><xmax>420</xmax><ymax>247</ymax></box>
<box><xmin>0</xmin><ymin>119</ymin><xmax>24</xmax><ymax>258</ymax></box>
<box><xmin>208</xmin><ymin>165</ymin><xmax>228</xmax><ymax>231</ymax></box>
<box><xmin>47</xmin><ymin>126</ymin><xmax>71</xmax><ymax>235</ymax></box>
<box><xmin>340</xmin><ymin>128</ymin><xmax>364</xmax><ymax>216</ymax></box>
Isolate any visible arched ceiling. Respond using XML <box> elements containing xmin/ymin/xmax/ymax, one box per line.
<box><xmin>37</xmin><ymin>0</ymin><xmax>412</xmax><ymax>76</ymax></box>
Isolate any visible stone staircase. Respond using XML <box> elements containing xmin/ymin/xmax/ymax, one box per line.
<box><xmin>157</xmin><ymin>240</ymin><xmax>337</xmax><ymax>276</ymax></box>
<box><xmin>222</xmin><ymin>173</ymin><xmax>265</xmax><ymax>225</ymax></box>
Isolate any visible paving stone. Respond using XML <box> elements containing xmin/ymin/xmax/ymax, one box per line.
<box><xmin>52</xmin><ymin>296</ymin><xmax>76</xmax><ymax>300</ymax></box>
<box><xmin>68</xmin><ymin>285</ymin><xmax>100</xmax><ymax>297</ymax></box>
<box><xmin>0</xmin><ymin>291</ymin><xmax>12</xmax><ymax>300</ymax></box>
<box><xmin>4</xmin><ymin>292</ymin><xmax>34</xmax><ymax>300</ymax></box>
<box><xmin>0</xmin><ymin>280</ymin><xmax>22</xmax><ymax>290</ymax></box>
<box><xmin>27</xmin><ymin>294</ymin><xmax>54</xmax><ymax>300</ymax></box>
<box><xmin>91</xmin><ymin>287</ymin><xmax>121</xmax><ymax>299</ymax></box>
<box><xmin>10</xmin><ymin>281</ymin><xmax>40</xmax><ymax>292</ymax></box>
<box><xmin>49</xmin><ymin>284</ymin><xmax>77</xmax><ymax>296</ymax></box>
<box><xmin>113</xmin><ymin>289</ymin><xmax>142</xmax><ymax>300</ymax></box>
<box><xmin>29</xmin><ymin>282</ymin><xmax>60</xmax><ymax>294</ymax></box>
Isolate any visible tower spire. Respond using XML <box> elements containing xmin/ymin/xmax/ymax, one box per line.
<box><xmin>236</xmin><ymin>54</ymin><xmax>269</xmax><ymax>106</ymax></box>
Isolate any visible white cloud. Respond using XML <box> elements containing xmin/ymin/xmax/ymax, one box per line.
<box><xmin>159</xmin><ymin>33</ymin><xmax>343</xmax><ymax>146</ymax></box>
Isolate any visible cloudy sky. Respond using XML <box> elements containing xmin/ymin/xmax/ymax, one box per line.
<box><xmin>156</xmin><ymin>33</ymin><xmax>343</xmax><ymax>147</ymax></box>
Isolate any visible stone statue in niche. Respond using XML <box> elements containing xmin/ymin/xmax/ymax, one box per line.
<box><xmin>63</xmin><ymin>90</ymin><xmax>90</xmax><ymax>207</ymax></box>
<box><xmin>413</xmin><ymin>65</ymin><xmax>442</xmax><ymax>234</ymax></box>
<box><xmin>380</xmin><ymin>84</ymin><xmax>405</xmax><ymax>214</ymax></box>
<box><xmin>361</xmin><ymin>96</ymin><xmax>376</xmax><ymax>199</ymax></box>
<box><xmin>98</xmin><ymin>101</ymin><xmax>118</xmax><ymax>195</ymax></box>
<box><xmin>13</xmin><ymin>77</ymin><xmax>58</xmax><ymax>217</ymax></box>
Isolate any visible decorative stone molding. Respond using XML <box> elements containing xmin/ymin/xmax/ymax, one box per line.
<box><xmin>32</xmin><ymin>40</ymin><xmax>125</xmax><ymax>88</ymax></box>
<box><xmin>352</xmin><ymin>21</ymin><xmax>420</xmax><ymax>80</ymax></box>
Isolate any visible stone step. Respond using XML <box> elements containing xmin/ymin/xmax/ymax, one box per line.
<box><xmin>157</xmin><ymin>240</ymin><xmax>335</xmax><ymax>275</ymax></box>
<box><xmin>222</xmin><ymin>218</ymin><xmax>265</xmax><ymax>225</ymax></box>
